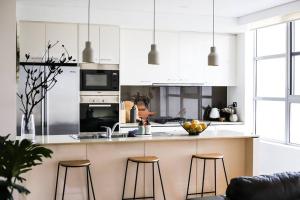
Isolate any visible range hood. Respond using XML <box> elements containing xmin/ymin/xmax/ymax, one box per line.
<box><xmin>152</xmin><ymin>82</ymin><xmax>205</xmax><ymax>86</ymax></box>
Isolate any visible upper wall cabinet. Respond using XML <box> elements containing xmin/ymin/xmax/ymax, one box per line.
<box><xmin>19</xmin><ymin>21</ymin><xmax>46</xmax><ymax>62</ymax></box>
<box><xmin>120</xmin><ymin>29</ymin><xmax>154</xmax><ymax>85</ymax></box>
<box><xmin>78</xmin><ymin>24</ymin><xmax>100</xmax><ymax>63</ymax></box>
<box><xmin>204</xmin><ymin>34</ymin><xmax>237</xmax><ymax>86</ymax></box>
<box><xmin>99</xmin><ymin>25</ymin><xmax>120</xmax><ymax>64</ymax></box>
<box><xmin>45</xmin><ymin>23</ymin><xmax>78</xmax><ymax>63</ymax></box>
<box><xmin>179</xmin><ymin>32</ymin><xmax>208</xmax><ymax>84</ymax></box>
<box><xmin>120</xmin><ymin>29</ymin><xmax>179</xmax><ymax>85</ymax></box>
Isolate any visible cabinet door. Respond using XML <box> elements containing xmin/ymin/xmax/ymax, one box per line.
<box><xmin>179</xmin><ymin>32</ymin><xmax>207</xmax><ymax>84</ymax></box>
<box><xmin>99</xmin><ymin>25</ymin><xmax>120</xmax><ymax>64</ymax></box>
<box><xmin>78</xmin><ymin>24</ymin><xmax>100</xmax><ymax>63</ymax></box>
<box><xmin>204</xmin><ymin>34</ymin><xmax>237</xmax><ymax>86</ymax></box>
<box><xmin>46</xmin><ymin>23</ymin><xmax>78</xmax><ymax>63</ymax></box>
<box><xmin>19</xmin><ymin>21</ymin><xmax>46</xmax><ymax>62</ymax></box>
<box><xmin>120</xmin><ymin>29</ymin><xmax>155</xmax><ymax>85</ymax></box>
<box><xmin>155</xmin><ymin>31</ymin><xmax>180</xmax><ymax>83</ymax></box>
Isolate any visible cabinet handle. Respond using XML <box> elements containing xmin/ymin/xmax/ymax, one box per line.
<box><xmin>89</xmin><ymin>104</ymin><xmax>111</xmax><ymax>108</ymax></box>
<box><xmin>100</xmin><ymin>58</ymin><xmax>113</xmax><ymax>61</ymax></box>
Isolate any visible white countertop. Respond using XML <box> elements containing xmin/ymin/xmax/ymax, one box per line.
<box><xmin>121</xmin><ymin>121</ymin><xmax>244</xmax><ymax>128</ymax></box>
<box><xmin>21</xmin><ymin>129</ymin><xmax>258</xmax><ymax>145</ymax></box>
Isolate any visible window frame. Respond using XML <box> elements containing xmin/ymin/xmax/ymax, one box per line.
<box><xmin>254</xmin><ymin>20</ymin><xmax>300</xmax><ymax>145</ymax></box>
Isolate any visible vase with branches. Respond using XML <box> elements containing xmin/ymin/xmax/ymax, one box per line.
<box><xmin>17</xmin><ymin>41</ymin><xmax>75</xmax><ymax>139</ymax></box>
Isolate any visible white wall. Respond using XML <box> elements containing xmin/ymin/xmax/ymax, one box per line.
<box><xmin>258</xmin><ymin>141</ymin><xmax>300</xmax><ymax>174</ymax></box>
<box><xmin>227</xmin><ymin>31</ymin><xmax>254</xmax><ymax>133</ymax></box>
<box><xmin>0</xmin><ymin>0</ymin><xmax>16</xmax><ymax>137</ymax></box>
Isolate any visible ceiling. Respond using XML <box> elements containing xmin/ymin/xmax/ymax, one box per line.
<box><xmin>17</xmin><ymin>0</ymin><xmax>296</xmax><ymax>18</ymax></box>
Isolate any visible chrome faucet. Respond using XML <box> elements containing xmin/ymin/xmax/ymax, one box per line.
<box><xmin>101</xmin><ymin>122</ymin><xmax>120</xmax><ymax>138</ymax></box>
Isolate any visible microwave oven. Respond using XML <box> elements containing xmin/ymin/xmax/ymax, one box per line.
<box><xmin>80</xmin><ymin>65</ymin><xmax>119</xmax><ymax>91</ymax></box>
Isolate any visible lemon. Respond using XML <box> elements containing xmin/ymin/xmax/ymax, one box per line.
<box><xmin>183</xmin><ymin>122</ymin><xmax>192</xmax><ymax>130</ymax></box>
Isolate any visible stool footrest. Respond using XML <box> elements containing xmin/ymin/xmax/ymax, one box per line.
<box><xmin>188</xmin><ymin>191</ymin><xmax>216</xmax><ymax>195</ymax></box>
<box><xmin>123</xmin><ymin>196</ymin><xmax>154</xmax><ymax>200</ymax></box>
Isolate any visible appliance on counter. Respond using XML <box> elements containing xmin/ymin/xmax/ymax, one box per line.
<box><xmin>80</xmin><ymin>92</ymin><xmax>119</xmax><ymax>132</ymax></box>
<box><xmin>17</xmin><ymin>64</ymin><xmax>80</xmax><ymax>135</ymax></box>
<box><xmin>80</xmin><ymin>64</ymin><xmax>119</xmax><ymax>91</ymax></box>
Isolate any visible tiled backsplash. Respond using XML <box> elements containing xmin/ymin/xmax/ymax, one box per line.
<box><xmin>121</xmin><ymin>86</ymin><xmax>227</xmax><ymax>120</ymax></box>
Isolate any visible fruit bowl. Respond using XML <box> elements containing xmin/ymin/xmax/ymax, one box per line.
<box><xmin>180</xmin><ymin>120</ymin><xmax>210</xmax><ymax>136</ymax></box>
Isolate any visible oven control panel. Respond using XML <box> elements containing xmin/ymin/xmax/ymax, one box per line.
<box><xmin>80</xmin><ymin>95</ymin><xmax>119</xmax><ymax>104</ymax></box>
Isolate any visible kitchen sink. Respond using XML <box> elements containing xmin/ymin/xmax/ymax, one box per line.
<box><xmin>71</xmin><ymin>133</ymin><xmax>127</xmax><ymax>140</ymax></box>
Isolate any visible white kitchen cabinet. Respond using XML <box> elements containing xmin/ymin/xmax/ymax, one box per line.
<box><xmin>154</xmin><ymin>31</ymin><xmax>180</xmax><ymax>84</ymax></box>
<box><xmin>19</xmin><ymin>21</ymin><xmax>46</xmax><ymax>62</ymax></box>
<box><xmin>78</xmin><ymin>24</ymin><xmax>100</xmax><ymax>63</ymax></box>
<box><xmin>45</xmin><ymin>23</ymin><xmax>78</xmax><ymax>63</ymax></box>
<box><xmin>179</xmin><ymin>32</ymin><xmax>208</xmax><ymax>84</ymax></box>
<box><xmin>120</xmin><ymin>29</ymin><xmax>155</xmax><ymax>85</ymax></box>
<box><xmin>204</xmin><ymin>34</ymin><xmax>237</xmax><ymax>86</ymax></box>
<box><xmin>99</xmin><ymin>25</ymin><xmax>120</xmax><ymax>64</ymax></box>
<box><xmin>120</xmin><ymin>29</ymin><xmax>179</xmax><ymax>85</ymax></box>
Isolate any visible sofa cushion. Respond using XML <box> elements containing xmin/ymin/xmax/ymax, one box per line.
<box><xmin>226</xmin><ymin>172</ymin><xmax>300</xmax><ymax>200</ymax></box>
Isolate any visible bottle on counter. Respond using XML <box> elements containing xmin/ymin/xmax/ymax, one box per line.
<box><xmin>138</xmin><ymin>120</ymin><xmax>145</xmax><ymax>135</ymax></box>
<box><xmin>145</xmin><ymin>119</ymin><xmax>151</xmax><ymax>135</ymax></box>
<box><xmin>130</xmin><ymin>105</ymin><xmax>137</xmax><ymax>123</ymax></box>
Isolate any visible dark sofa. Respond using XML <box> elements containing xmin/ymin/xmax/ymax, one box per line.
<box><xmin>191</xmin><ymin>172</ymin><xmax>300</xmax><ymax>200</ymax></box>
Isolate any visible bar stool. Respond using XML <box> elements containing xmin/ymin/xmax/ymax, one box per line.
<box><xmin>54</xmin><ymin>160</ymin><xmax>96</xmax><ymax>200</ymax></box>
<box><xmin>122</xmin><ymin>156</ymin><xmax>166</xmax><ymax>200</ymax></box>
<box><xmin>186</xmin><ymin>153</ymin><xmax>229</xmax><ymax>200</ymax></box>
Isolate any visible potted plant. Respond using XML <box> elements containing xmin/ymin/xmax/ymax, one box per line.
<box><xmin>0</xmin><ymin>135</ymin><xmax>53</xmax><ymax>200</ymax></box>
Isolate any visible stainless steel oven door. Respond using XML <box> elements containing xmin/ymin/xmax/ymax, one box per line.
<box><xmin>80</xmin><ymin>96</ymin><xmax>119</xmax><ymax>132</ymax></box>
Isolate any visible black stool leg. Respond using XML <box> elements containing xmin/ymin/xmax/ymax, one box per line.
<box><xmin>133</xmin><ymin>162</ymin><xmax>140</xmax><ymax>199</ymax></box>
<box><xmin>214</xmin><ymin>159</ymin><xmax>217</xmax><ymax>196</ymax></box>
<box><xmin>54</xmin><ymin>164</ymin><xmax>60</xmax><ymax>200</ymax></box>
<box><xmin>88</xmin><ymin>166</ymin><xmax>96</xmax><ymax>200</ymax></box>
<box><xmin>201</xmin><ymin>159</ymin><xmax>206</xmax><ymax>197</ymax></box>
<box><xmin>185</xmin><ymin>157</ymin><xmax>194</xmax><ymax>200</ymax></box>
<box><xmin>157</xmin><ymin>161</ymin><xmax>166</xmax><ymax>200</ymax></box>
<box><xmin>152</xmin><ymin>162</ymin><xmax>155</xmax><ymax>199</ymax></box>
<box><xmin>62</xmin><ymin>167</ymin><xmax>68</xmax><ymax>200</ymax></box>
<box><xmin>86</xmin><ymin>167</ymin><xmax>90</xmax><ymax>200</ymax></box>
<box><xmin>222</xmin><ymin>158</ymin><xmax>229</xmax><ymax>186</ymax></box>
<box><xmin>122</xmin><ymin>159</ymin><xmax>129</xmax><ymax>200</ymax></box>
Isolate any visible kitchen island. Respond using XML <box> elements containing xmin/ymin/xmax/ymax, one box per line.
<box><xmin>21</xmin><ymin>129</ymin><xmax>259</xmax><ymax>200</ymax></box>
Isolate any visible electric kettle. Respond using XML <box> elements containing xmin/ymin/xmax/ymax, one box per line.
<box><xmin>209</xmin><ymin>107</ymin><xmax>220</xmax><ymax>119</ymax></box>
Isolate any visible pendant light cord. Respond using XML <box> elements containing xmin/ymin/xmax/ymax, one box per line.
<box><xmin>212</xmin><ymin>0</ymin><xmax>215</xmax><ymax>47</ymax></box>
<box><xmin>88</xmin><ymin>0</ymin><xmax>91</xmax><ymax>42</ymax></box>
<box><xmin>153</xmin><ymin>0</ymin><xmax>156</xmax><ymax>44</ymax></box>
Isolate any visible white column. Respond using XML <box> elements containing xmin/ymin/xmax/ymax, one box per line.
<box><xmin>0</xmin><ymin>0</ymin><xmax>16</xmax><ymax>137</ymax></box>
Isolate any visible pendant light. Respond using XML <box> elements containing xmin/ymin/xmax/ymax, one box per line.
<box><xmin>208</xmin><ymin>0</ymin><xmax>218</xmax><ymax>66</ymax></box>
<box><xmin>82</xmin><ymin>0</ymin><xmax>94</xmax><ymax>63</ymax></box>
<box><xmin>148</xmin><ymin>0</ymin><xmax>159</xmax><ymax>65</ymax></box>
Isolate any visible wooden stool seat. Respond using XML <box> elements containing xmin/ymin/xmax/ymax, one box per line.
<box><xmin>122</xmin><ymin>155</ymin><xmax>166</xmax><ymax>200</ymax></box>
<box><xmin>193</xmin><ymin>153</ymin><xmax>224</xmax><ymax>159</ymax></box>
<box><xmin>54</xmin><ymin>159</ymin><xmax>96</xmax><ymax>200</ymax></box>
<box><xmin>59</xmin><ymin>160</ymin><xmax>91</xmax><ymax>167</ymax></box>
<box><xmin>186</xmin><ymin>153</ymin><xmax>229</xmax><ymax>199</ymax></box>
<box><xmin>128</xmin><ymin>156</ymin><xmax>159</xmax><ymax>163</ymax></box>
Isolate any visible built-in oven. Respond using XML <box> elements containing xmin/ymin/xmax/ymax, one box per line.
<box><xmin>80</xmin><ymin>94</ymin><xmax>119</xmax><ymax>132</ymax></box>
<box><xmin>80</xmin><ymin>65</ymin><xmax>119</xmax><ymax>91</ymax></box>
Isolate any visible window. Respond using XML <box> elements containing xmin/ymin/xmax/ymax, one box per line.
<box><xmin>254</xmin><ymin>20</ymin><xmax>300</xmax><ymax>144</ymax></box>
